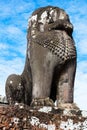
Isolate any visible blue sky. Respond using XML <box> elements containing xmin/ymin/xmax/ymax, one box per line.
<box><xmin>0</xmin><ymin>0</ymin><xmax>87</xmax><ymax>110</ymax></box>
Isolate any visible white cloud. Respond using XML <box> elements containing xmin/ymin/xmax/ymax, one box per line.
<box><xmin>73</xmin><ymin>22</ymin><xmax>87</xmax><ymax>55</ymax></box>
<box><xmin>78</xmin><ymin>40</ymin><xmax>87</xmax><ymax>55</ymax></box>
<box><xmin>0</xmin><ymin>24</ymin><xmax>27</xmax><ymax>56</ymax></box>
<box><xmin>0</xmin><ymin>43</ymin><xmax>9</xmax><ymax>50</ymax></box>
<box><xmin>3</xmin><ymin>25</ymin><xmax>26</xmax><ymax>41</ymax></box>
<box><xmin>0</xmin><ymin>4</ymin><xmax>12</xmax><ymax>18</ymax></box>
<box><xmin>7</xmin><ymin>26</ymin><xmax>22</xmax><ymax>35</ymax></box>
<box><xmin>74</xmin><ymin>61</ymin><xmax>87</xmax><ymax>110</ymax></box>
<box><xmin>0</xmin><ymin>0</ymin><xmax>35</xmax><ymax>18</ymax></box>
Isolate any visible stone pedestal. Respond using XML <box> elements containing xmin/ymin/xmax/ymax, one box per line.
<box><xmin>0</xmin><ymin>103</ymin><xmax>87</xmax><ymax>130</ymax></box>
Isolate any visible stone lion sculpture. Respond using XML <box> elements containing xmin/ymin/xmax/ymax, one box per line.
<box><xmin>5</xmin><ymin>6</ymin><xmax>77</xmax><ymax>107</ymax></box>
<box><xmin>5</xmin><ymin>55</ymin><xmax>32</xmax><ymax>105</ymax></box>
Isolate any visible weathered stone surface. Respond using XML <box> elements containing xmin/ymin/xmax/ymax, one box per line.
<box><xmin>5</xmin><ymin>6</ymin><xmax>77</xmax><ymax>107</ymax></box>
<box><xmin>27</xmin><ymin>5</ymin><xmax>77</xmax><ymax>106</ymax></box>
<box><xmin>0</xmin><ymin>103</ymin><xmax>87</xmax><ymax>130</ymax></box>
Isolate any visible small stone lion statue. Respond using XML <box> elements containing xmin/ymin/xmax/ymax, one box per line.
<box><xmin>5</xmin><ymin>55</ymin><xmax>32</xmax><ymax>105</ymax></box>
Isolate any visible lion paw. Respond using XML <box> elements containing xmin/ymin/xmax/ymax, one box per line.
<box><xmin>30</xmin><ymin>97</ymin><xmax>54</xmax><ymax>107</ymax></box>
<box><xmin>58</xmin><ymin>103</ymin><xmax>79</xmax><ymax>110</ymax></box>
